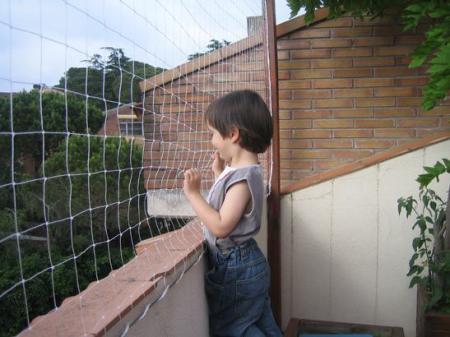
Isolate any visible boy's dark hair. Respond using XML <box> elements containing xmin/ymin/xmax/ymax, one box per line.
<box><xmin>204</xmin><ymin>90</ymin><xmax>273</xmax><ymax>153</ymax></box>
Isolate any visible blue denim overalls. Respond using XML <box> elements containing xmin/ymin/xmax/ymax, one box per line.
<box><xmin>205</xmin><ymin>238</ymin><xmax>283</xmax><ymax>337</ymax></box>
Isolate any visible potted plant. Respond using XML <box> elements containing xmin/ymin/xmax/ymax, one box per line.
<box><xmin>397</xmin><ymin>159</ymin><xmax>450</xmax><ymax>337</ymax></box>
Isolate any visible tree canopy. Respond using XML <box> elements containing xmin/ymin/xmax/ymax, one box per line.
<box><xmin>287</xmin><ymin>0</ymin><xmax>450</xmax><ymax>110</ymax></box>
<box><xmin>57</xmin><ymin>47</ymin><xmax>164</xmax><ymax>110</ymax></box>
<box><xmin>188</xmin><ymin>39</ymin><xmax>231</xmax><ymax>60</ymax></box>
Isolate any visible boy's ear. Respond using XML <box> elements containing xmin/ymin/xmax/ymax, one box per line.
<box><xmin>229</xmin><ymin>126</ymin><xmax>240</xmax><ymax>143</ymax></box>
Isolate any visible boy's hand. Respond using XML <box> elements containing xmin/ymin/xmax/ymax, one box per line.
<box><xmin>183</xmin><ymin>168</ymin><xmax>201</xmax><ymax>197</ymax></box>
<box><xmin>212</xmin><ymin>151</ymin><xmax>225</xmax><ymax>178</ymax></box>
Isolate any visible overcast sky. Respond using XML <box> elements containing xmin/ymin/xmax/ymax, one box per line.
<box><xmin>0</xmin><ymin>0</ymin><xmax>297</xmax><ymax>92</ymax></box>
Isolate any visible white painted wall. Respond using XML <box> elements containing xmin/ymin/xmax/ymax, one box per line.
<box><xmin>108</xmin><ymin>251</ymin><xmax>209</xmax><ymax>337</ymax></box>
<box><xmin>280</xmin><ymin>140</ymin><xmax>450</xmax><ymax>337</ymax></box>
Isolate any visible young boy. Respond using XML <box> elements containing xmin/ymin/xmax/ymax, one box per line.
<box><xmin>183</xmin><ymin>90</ymin><xmax>282</xmax><ymax>337</ymax></box>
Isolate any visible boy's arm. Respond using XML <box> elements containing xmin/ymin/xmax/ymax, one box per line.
<box><xmin>184</xmin><ymin>169</ymin><xmax>250</xmax><ymax>238</ymax></box>
<box><xmin>212</xmin><ymin>151</ymin><xmax>225</xmax><ymax>179</ymax></box>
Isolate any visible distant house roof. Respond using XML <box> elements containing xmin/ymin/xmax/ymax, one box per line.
<box><xmin>97</xmin><ymin>103</ymin><xmax>143</xmax><ymax>137</ymax></box>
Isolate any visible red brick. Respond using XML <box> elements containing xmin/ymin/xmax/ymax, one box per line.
<box><xmin>374</xmin><ymin>108</ymin><xmax>416</xmax><ymax>117</ymax></box>
<box><xmin>293</xmin><ymin>110</ymin><xmax>333</xmax><ymax>119</ymax></box>
<box><xmin>279</xmin><ymin>110</ymin><xmax>291</xmax><ymax>119</ymax></box>
<box><xmin>353</xmin><ymin>36</ymin><xmax>394</xmax><ymax>46</ymax></box>
<box><xmin>291</xmin><ymin>69</ymin><xmax>332</xmax><ymax>79</ymax></box>
<box><xmin>395</xmin><ymin>35</ymin><xmax>425</xmax><ymax>45</ymax></box>
<box><xmin>311</xmin><ymin>39</ymin><xmax>352</xmax><ymax>48</ymax></box>
<box><xmin>292</xmin><ymin>49</ymin><xmax>331</xmax><ymax>59</ymax></box>
<box><xmin>280</xmin><ymin>171</ymin><xmax>292</xmax><ymax>180</ymax></box>
<box><xmin>279</xmin><ymin>80</ymin><xmax>311</xmax><ymax>89</ymax></box>
<box><xmin>316</xmin><ymin>17</ymin><xmax>353</xmax><ymax>28</ymax></box>
<box><xmin>355</xmin><ymin>140</ymin><xmax>395</xmax><ymax>148</ymax></box>
<box><xmin>334</xmin><ymin>88</ymin><xmax>373</xmax><ymax>98</ymax></box>
<box><xmin>278</xmin><ymin>71</ymin><xmax>290</xmax><ymax>80</ymax></box>
<box><xmin>334</xmin><ymin>129</ymin><xmax>373</xmax><ymax>138</ymax></box>
<box><xmin>315</xmin><ymin>160</ymin><xmax>345</xmax><ymax>170</ymax></box>
<box><xmin>355</xmin><ymin>97</ymin><xmax>395</xmax><ymax>107</ymax></box>
<box><xmin>313</xmin><ymin>79</ymin><xmax>352</xmax><ymax>88</ymax></box>
<box><xmin>397</xmin><ymin>97</ymin><xmax>423</xmax><ymax>106</ymax></box>
<box><xmin>333</xmin><ymin>150</ymin><xmax>374</xmax><ymax>159</ymax></box>
<box><xmin>374</xmin><ymin>87</ymin><xmax>416</xmax><ymax>97</ymax></box>
<box><xmin>292</xmin><ymin>129</ymin><xmax>332</xmax><ymax>138</ymax></box>
<box><xmin>353</xmin><ymin>57</ymin><xmax>395</xmax><ymax>67</ymax></box>
<box><xmin>373</xmin><ymin>26</ymin><xmax>403</xmax><ymax>36</ymax></box>
<box><xmin>278</xmin><ymin>90</ymin><xmax>291</xmax><ymax>100</ymax></box>
<box><xmin>334</xmin><ymin>68</ymin><xmax>372</xmax><ymax>78</ymax></box>
<box><xmin>419</xmin><ymin>106</ymin><xmax>450</xmax><ymax>116</ymax></box>
<box><xmin>235</xmin><ymin>62</ymin><xmax>265</xmax><ymax>72</ymax></box>
<box><xmin>289</xmin><ymin>28</ymin><xmax>330</xmax><ymax>39</ymax></box>
<box><xmin>278</xmin><ymin>60</ymin><xmax>310</xmax><ymax>69</ymax></box>
<box><xmin>397</xmin><ymin>118</ymin><xmax>440</xmax><ymax>128</ymax></box>
<box><xmin>280</xmin><ymin>149</ymin><xmax>291</xmax><ymax>159</ymax></box>
<box><xmin>277</xmin><ymin>39</ymin><xmax>310</xmax><ymax>50</ymax></box>
<box><xmin>279</xmin><ymin>120</ymin><xmax>312</xmax><ymax>129</ymax></box>
<box><xmin>333</xmin><ymin>108</ymin><xmax>373</xmax><ymax>118</ymax></box>
<box><xmin>374</xmin><ymin>128</ymin><xmax>415</xmax><ymax>138</ymax></box>
<box><xmin>293</xmin><ymin>90</ymin><xmax>332</xmax><ymax>99</ymax></box>
<box><xmin>355</xmin><ymin>119</ymin><xmax>395</xmax><ymax>128</ymax></box>
<box><xmin>374</xmin><ymin>46</ymin><xmax>416</xmax><ymax>56</ymax></box>
<box><xmin>279</xmin><ymin>100</ymin><xmax>311</xmax><ymax>109</ymax></box>
<box><xmin>354</xmin><ymin>78</ymin><xmax>395</xmax><ymax>87</ymax></box>
<box><xmin>314</xmin><ymin>99</ymin><xmax>353</xmax><ymax>108</ymax></box>
<box><xmin>397</xmin><ymin>77</ymin><xmax>428</xmax><ymax>86</ymax></box>
<box><xmin>314</xmin><ymin>139</ymin><xmax>353</xmax><ymax>148</ymax></box>
<box><xmin>280</xmin><ymin>130</ymin><xmax>291</xmax><ymax>139</ymax></box>
<box><xmin>278</xmin><ymin>50</ymin><xmax>289</xmax><ymax>60</ymax></box>
<box><xmin>333</xmin><ymin>48</ymin><xmax>372</xmax><ymax>57</ymax></box>
<box><xmin>251</xmin><ymin>71</ymin><xmax>266</xmax><ymax>81</ymax></box>
<box><xmin>353</xmin><ymin>16</ymin><xmax>396</xmax><ymax>26</ymax></box>
<box><xmin>280</xmin><ymin>139</ymin><xmax>312</xmax><ymax>148</ymax></box>
<box><xmin>311</xmin><ymin>58</ymin><xmax>352</xmax><ymax>68</ymax></box>
<box><xmin>332</xmin><ymin>27</ymin><xmax>372</xmax><ymax>37</ymax></box>
<box><xmin>280</xmin><ymin>160</ymin><xmax>314</xmax><ymax>169</ymax></box>
<box><xmin>313</xmin><ymin>119</ymin><xmax>353</xmax><ymax>128</ymax></box>
<box><xmin>395</xmin><ymin>56</ymin><xmax>411</xmax><ymax>65</ymax></box>
<box><xmin>416</xmin><ymin>127</ymin><xmax>449</xmax><ymax>137</ymax></box>
<box><xmin>291</xmin><ymin>150</ymin><xmax>332</xmax><ymax>159</ymax></box>
<box><xmin>374</xmin><ymin>66</ymin><xmax>417</xmax><ymax>77</ymax></box>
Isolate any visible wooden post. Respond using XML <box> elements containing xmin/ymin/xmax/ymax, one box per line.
<box><xmin>264</xmin><ymin>0</ymin><xmax>281</xmax><ymax>325</ymax></box>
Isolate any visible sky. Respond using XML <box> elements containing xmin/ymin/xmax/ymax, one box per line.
<box><xmin>0</xmin><ymin>0</ymin><xmax>299</xmax><ymax>93</ymax></box>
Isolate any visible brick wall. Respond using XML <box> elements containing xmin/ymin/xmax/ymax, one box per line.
<box><xmin>278</xmin><ymin>14</ymin><xmax>450</xmax><ymax>188</ymax></box>
<box><xmin>142</xmin><ymin>41</ymin><xmax>267</xmax><ymax>190</ymax></box>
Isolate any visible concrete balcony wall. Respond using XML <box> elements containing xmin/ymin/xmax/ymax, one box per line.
<box><xmin>280</xmin><ymin>139</ymin><xmax>450</xmax><ymax>337</ymax></box>
<box><xmin>108</xmin><ymin>250</ymin><xmax>209</xmax><ymax>337</ymax></box>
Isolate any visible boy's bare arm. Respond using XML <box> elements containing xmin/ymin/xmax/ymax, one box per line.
<box><xmin>212</xmin><ymin>151</ymin><xmax>225</xmax><ymax>179</ymax></box>
<box><xmin>184</xmin><ymin>169</ymin><xmax>250</xmax><ymax>238</ymax></box>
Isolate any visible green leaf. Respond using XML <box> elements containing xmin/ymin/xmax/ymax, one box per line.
<box><xmin>409</xmin><ymin>275</ymin><xmax>425</xmax><ymax>288</ymax></box>
<box><xmin>413</xmin><ymin>238</ymin><xmax>423</xmax><ymax>251</ymax></box>
<box><xmin>442</xmin><ymin>158</ymin><xmax>450</xmax><ymax>171</ymax></box>
<box><xmin>405</xmin><ymin>4</ymin><xmax>423</xmax><ymax>14</ymax></box>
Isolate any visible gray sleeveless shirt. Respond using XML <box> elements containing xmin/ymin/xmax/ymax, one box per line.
<box><xmin>205</xmin><ymin>164</ymin><xmax>264</xmax><ymax>250</ymax></box>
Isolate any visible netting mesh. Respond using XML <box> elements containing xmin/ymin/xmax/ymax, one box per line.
<box><xmin>0</xmin><ymin>1</ymin><xmax>272</xmax><ymax>335</ymax></box>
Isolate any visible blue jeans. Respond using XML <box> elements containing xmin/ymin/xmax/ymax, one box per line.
<box><xmin>205</xmin><ymin>239</ymin><xmax>283</xmax><ymax>337</ymax></box>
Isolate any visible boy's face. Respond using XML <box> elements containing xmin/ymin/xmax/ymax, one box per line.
<box><xmin>207</xmin><ymin>125</ymin><xmax>233</xmax><ymax>162</ymax></box>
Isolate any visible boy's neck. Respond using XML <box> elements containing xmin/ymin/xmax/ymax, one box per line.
<box><xmin>229</xmin><ymin>149</ymin><xmax>259</xmax><ymax>168</ymax></box>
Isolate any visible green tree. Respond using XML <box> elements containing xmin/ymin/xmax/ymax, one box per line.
<box><xmin>188</xmin><ymin>39</ymin><xmax>231</xmax><ymax>60</ymax></box>
<box><xmin>0</xmin><ymin>136</ymin><xmax>149</xmax><ymax>337</ymax></box>
<box><xmin>58</xmin><ymin>47</ymin><xmax>164</xmax><ymax>110</ymax></box>
<box><xmin>0</xmin><ymin>91</ymin><xmax>103</xmax><ymax>179</ymax></box>
<box><xmin>287</xmin><ymin>0</ymin><xmax>450</xmax><ymax>110</ymax></box>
